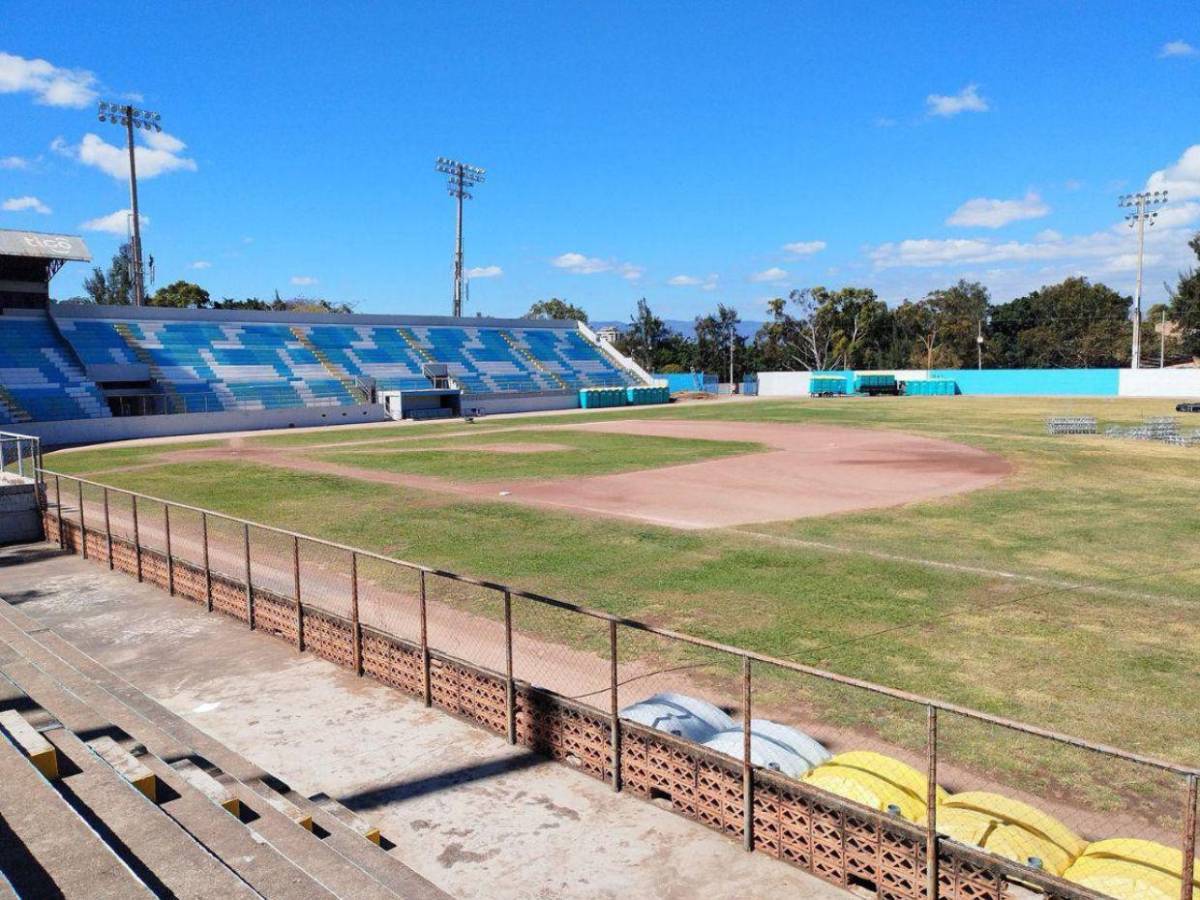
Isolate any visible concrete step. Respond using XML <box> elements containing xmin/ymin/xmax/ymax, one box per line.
<box><xmin>47</xmin><ymin>726</ymin><xmax>260</xmax><ymax>899</ymax></box>
<box><xmin>0</xmin><ymin>722</ymin><xmax>151</xmax><ymax>899</ymax></box>
<box><xmin>0</xmin><ymin>642</ymin><xmax>333</xmax><ymax>900</ymax></box>
<box><xmin>0</xmin><ymin>708</ymin><xmax>58</xmax><ymax>779</ymax></box>
<box><xmin>0</xmin><ymin>600</ymin><xmax>445</xmax><ymax>900</ymax></box>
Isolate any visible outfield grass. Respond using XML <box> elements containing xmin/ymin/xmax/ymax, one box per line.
<box><xmin>43</xmin><ymin>396</ymin><xmax>1200</xmax><ymax>824</ymax></box>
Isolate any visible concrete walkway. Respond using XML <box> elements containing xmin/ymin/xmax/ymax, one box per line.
<box><xmin>0</xmin><ymin>543</ymin><xmax>846</xmax><ymax>900</ymax></box>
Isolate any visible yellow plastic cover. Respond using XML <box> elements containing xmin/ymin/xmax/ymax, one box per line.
<box><xmin>935</xmin><ymin>791</ymin><xmax>1086</xmax><ymax>875</ymax></box>
<box><xmin>1065</xmin><ymin>839</ymin><xmax>1200</xmax><ymax>900</ymax></box>
<box><xmin>802</xmin><ymin>751</ymin><xmax>946</xmax><ymax>823</ymax></box>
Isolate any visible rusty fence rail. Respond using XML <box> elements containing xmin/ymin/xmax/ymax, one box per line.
<box><xmin>35</xmin><ymin>466</ymin><xmax>1200</xmax><ymax>900</ymax></box>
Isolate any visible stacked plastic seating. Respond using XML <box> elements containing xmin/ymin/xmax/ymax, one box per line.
<box><xmin>0</xmin><ymin>313</ymin><xmax>111</xmax><ymax>423</ymax></box>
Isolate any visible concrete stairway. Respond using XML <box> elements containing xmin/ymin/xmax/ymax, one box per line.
<box><xmin>0</xmin><ymin>597</ymin><xmax>448</xmax><ymax>899</ymax></box>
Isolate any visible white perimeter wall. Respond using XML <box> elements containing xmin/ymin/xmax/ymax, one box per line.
<box><xmin>758</xmin><ymin>372</ymin><xmax>812</xmax><ymax>396</ymax></box>
<box><xmin>462</xmin><ymin>392</ymin><xmax>580</xmax><ymax>416</ymax></box>
<box><xmin>23</xmin><ymin>404</ymin><xmax>388</xmax><ymax>448</ymax></box>
<box><xmin>1118</xmin><ymin>369</ymin><xmax>1200</xmax><ymax>398</ymax></box>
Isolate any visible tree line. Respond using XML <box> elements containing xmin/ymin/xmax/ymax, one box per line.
<box><xmin>533</xmin><ymin>233</ymin><xmax>1200</xmax><ymax>378</ymax></box>
<box><xmin>65</xmin><ymin>234</ymin><xmax>1200</xmax><ymax>378</ymax></box>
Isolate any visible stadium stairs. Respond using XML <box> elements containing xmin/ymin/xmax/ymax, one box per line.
<box><xmin>0</xmin><ymin>592</ymin><xmax>448</xmax><ymax>899</ymax></box>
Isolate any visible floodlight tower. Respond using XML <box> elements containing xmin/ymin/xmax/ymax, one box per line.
<box><xmin>97</xmin><ymin>101</ymin><xmax>163</xmax><ymax>307</ymax></box>
<box><xmin>435</xmin><ymin>158</ymin><xmax>486</xmax><ymax>317</ymax></box>
<box><xmin>1118</xmin><ymin>190</ymin><xmax>1168</xmax><ymax>369</ymax></box>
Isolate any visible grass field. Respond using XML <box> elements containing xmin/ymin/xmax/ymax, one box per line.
<box><xmin>45</xmin><ymin>396</ymin><xmax>1200</xmax><ymax>825</ymax></box>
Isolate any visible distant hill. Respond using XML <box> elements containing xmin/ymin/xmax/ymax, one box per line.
<box><xmin>593</xmin><ymin>319</ymin><xmax>765</xmax><ymax>340</ymax></box>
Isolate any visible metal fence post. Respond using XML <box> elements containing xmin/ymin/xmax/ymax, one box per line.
<box><xmin>742</xmin><ymin>654</ymin><xmax>753</xmax><ymax>851</ymax></box>
<box><xmin>503</xmin><ymin>591</ymin><xmax>515</xmax><ymax>744</ymax></box>
<box><xmin>164</xmin><ymin>504</ymin><xmax>174</xmax><ymax>596</ymax></box>
<box><xmin>609</xmin><ymin>618</ymin><xmax>621</xmax><ymax>792</ymax></box>
<box><xmin>103</xmin><ymin>487</ymin><xmax>113</xmax><ymax>570</ymax></box>
<box><xmin>16</xmin><ymin>438</ymin><xmax>23</xmax><ymax>479</ymax></box>
<box><xmin>131</xmin><ymin>494</ymin><xmax>142</xmax><ymax>581</ymax></box>
<box><xmin>243</xmin><ymin>523</ymin><xmax>254</xmax><ymax>629</ymax></box>
<box><xmin>54</xmin><ymin>474</ymin><xmax>63</xmax><ymax>549</ymax></box>
<box><xmin>77</xmin><ymin>480</ymin><xmax>87</xmax><ymax>560</ymax></box>
<box><xmin>350</xmin><ymin>552</ymin><xmax>362</xmax><ymax>675</ymax></box>
<box><xmin>926</xmin><ymin>705</ymin><xmax>939</xmax><ymax>900</ymax></box>
<box><xmin>201</xmin><ymin>512</ymin><xmax>212</xmax><ymax>612</ymax></box>
<box><xmin>419</xmin><ymin>570</ymin><xmax>431</xmax><ymax>707</ymax></box>
<box><xmin>1183</xmin><ymin>774</ymin><xmax>1198</xmax><ymax>900</ymax></box>
<box><xmin>293</xmin><ymin>536</ymin><xmax>304</xmax><ymax>651</ymax></box>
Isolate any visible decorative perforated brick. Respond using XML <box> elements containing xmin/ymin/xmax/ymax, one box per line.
<box><xmin>210</xmin><ymin>573</ymin><xmax>250</xmax><ymax>622</ymax></box>
<box><xmin>361</xmin><ymin>633</ymin><xmax>424</xmax><ymax>697</ymax></box>
<box><xmin>303</xmin><ymin>610</ymin><xmax>355</xmax><ymax>667</ymax></box>
<box><xmin>251</xmin><ymin>589</ymin><xmax>297</xmax><ymax>643</ymax></box>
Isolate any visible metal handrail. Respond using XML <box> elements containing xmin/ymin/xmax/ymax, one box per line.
<box><xmin>38</xmin><ymin>465</ymin><xmax>1200</xmax><ymax>780</ymax></box>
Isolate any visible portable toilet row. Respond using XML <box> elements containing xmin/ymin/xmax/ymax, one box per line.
<box><xmin>627</xmin><ymin>385</ymin><xmax>670</xmax><ymax>405</ymax></box>
<box><xmin>579</xmin><ymin>387</ymin><xmax>629</xmax><ymax>408</ymax></box>
<box><xmin>809</xmin><ymin>376</ymin><xmax>848</xmax><ymax>396</ymax></box>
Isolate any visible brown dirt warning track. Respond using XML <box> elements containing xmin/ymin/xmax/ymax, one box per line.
<box><xmin>156</xmin><ymin>420</ymin><xmax>1010</xmax><ymax>530</ymax></box>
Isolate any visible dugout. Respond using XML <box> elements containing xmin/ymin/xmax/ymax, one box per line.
<box><xmin>379</xmin><ymin>388</ymin><xmax>461</xmax><ymax>421</ymax></box>
<box><xmin>0</xmin><ymin>229</ymin><xmax>91</xmax><ymax>310</ymax></box>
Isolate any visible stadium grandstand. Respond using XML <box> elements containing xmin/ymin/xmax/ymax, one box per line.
<box><xmin>0</xmin><ymin>228</ymin><xmax>656</xmax><ymax>443</ymax></box>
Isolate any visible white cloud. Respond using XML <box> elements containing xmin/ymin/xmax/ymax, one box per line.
<box><xmin>926</xmin><ymin>84</ymin><xmax>989</xmax><ymax>117</ymax></box>
<box><xmin>56</xmin><ymin>131</ymin><xmax>197</xmax><ymax>180</ymax></box>
<box><xmin>189</xmin><ymin>260</ymin><xmax>212</xmax><ymax>270</ymax></box>
<box><xmin>466</xmin><ymin>265</ymin><xmax>502</xmax><ymax>278</ymax></box>
<box><xmin>552</xmin><ymin>252</ymin><xmax>611</xmax><ymax>275</ymax></box>
<box><xmin>81</xmin><ymin>208</ymin><xmax>147</xmax><ymax>235</ymax></box>
<box><xmin>946</xmin><ymin>191</ymin><xmax>1049</xmax><ymax>228</ymax></box>
<box><xmin>552</xmin><ymin>252</ymin><xmax>642</xmax><ymax>279</ymax></box>
<box><xmin>617</xmin><ymin>262</ymin><xmax>644</xmax><ymax>282</ymax></box>
<box><xmin>874</xmin><ymin>117</ymin><xmax>897</xmax><ymax>128</ymax></box>
<box><xmin>1035</xmin><ymin>229</ymin><xmax>1063</xmax><ymax>242</ymax></box>
<box><xmin>0</xmin><ymin>156</ymin><xmax>29</xmax><ymax>170</ymax></box>
<box><xmin>0</xmin><ymin>52</ymin><xmax>98</xmax><ymax>108</ymax></box>
<box><xmin>667</xmin><ymin>273</ymin><xmax>719</xmax><ymax>291</ymax></box>
<box><xmin>2</xmin><ymin>196</ymin><xmax>51</xmax><ymax>215</ymax></box>
<box><xmin>1159</xmin><ymin>40</ymin><xmax>1197</xmax><ymax>58</ymax></box>
<box><xmin>782</xmin><ymin>240</ymin><xmax>827</xmax><ymax>256</ymax></box>
<box><xmin>290</xmin><ymin>276</ymin><xmax>318</xmax><ymax>286</ymax></box>
<box><xmin>1146</xmin><ymin>144</ymin><xmax>1200</xmax><ymax>201</ymax></box>
<box><xmin>750</xmin><ymin>266</ymin><xmax>788</xmax><ymax>283</ymax></box>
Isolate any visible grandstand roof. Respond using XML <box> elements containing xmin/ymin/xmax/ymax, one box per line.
<box><xmin>0</xmin><ymin>229</ymin><xmax>91</xmax><ymax>263</ymax></box>
<box><xmin>49</xmin><ymin>302</ymin><xmax>578</xmax><ymax>330</ymax></box>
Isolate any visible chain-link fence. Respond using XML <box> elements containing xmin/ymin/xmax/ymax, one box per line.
<box><xmin>36</xmin><ymin>466</ymin><xmax>1200</xmax><ymax>900</ymax></box>
<box><xmin>0</xmin><ymin>432</ymin><xmax>41</xmax><ymax>480</ymax></box>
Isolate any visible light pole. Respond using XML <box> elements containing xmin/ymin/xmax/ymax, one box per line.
<box><xmin>97</xmin><ymin>101</ymin><xmax>162</xmax><ymax>307</ymax></box>
<box><xmin>435</xmin><ymin>158</ymin><xmax>486</xmax><ymax>318</ymax></box>
<box><xmin>1118</xmin><ymin>190</ymin><xmax>1168</xmax><ymax>369</ymax></box>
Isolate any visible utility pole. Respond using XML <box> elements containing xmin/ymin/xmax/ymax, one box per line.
<box><xmin>1118</xmin><ymin>190</ymin><xmax>1168</xmax><ymax>369</ymax></box>
<box><xmin>976</xmin><ymin>319</ymin><xmax>983</xmax><ymax>370</ymax></box>
<box><xmin>435</xmin><ymin>158</ymin><xmax>486</xmax><ymax>318</ymax></box>
<box><xmin>97</xmin><ymin>101</ymin><xmax>162</xmax><ymax>307</ymax></box>
<box><xmin>728</xmin><ymin>321</ymin><xmax>735</xmax><ymax>387</ymax></box>
<box><xmin>1161</xmin><ymin>308</ymin><xmax>1167</xmax><ymax>369</ymax></box>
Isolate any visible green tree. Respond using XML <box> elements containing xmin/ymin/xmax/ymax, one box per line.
<box><xmin>149</xmin><ymin>280</ymin><xmax>211</xmax><ymax>309</ymax></box>
<box><xmin>1168</xmin><ymin>232</ymin><xmax>1200</xmax><ymax>361</ymax></box>
<box><xmin>526</xmin><ymin>298</ymin><xmax>589</xmax><ymax>322</ymax></box>
<box><xmin>82</xmin><ymin>243</ymin><xmax>135</xmax><ymax>305</ymax></box>
<box><xmin>923</xmin><ymin>279</ymin><xmax>990</xmax><ymax>368</ymax></box>
<box><xmin>694</xmin><ymin>304</ymin><xmax>743</xmax><ymax>381</ymax></box>
<box><xmin>618</xmin><ymin>298</ymin><xmax>669</xmax><ymax>370</ymax></box>
<box><xmin>989</xmin><ymin>277</ymin><xmax>1131</xmax><ymax>367</ymax></box>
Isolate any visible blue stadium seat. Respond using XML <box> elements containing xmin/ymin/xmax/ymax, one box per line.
<box><xmin>0</xmin><ymin>313</ymin><xmax>111</xmax><ymax>423</ymax></box>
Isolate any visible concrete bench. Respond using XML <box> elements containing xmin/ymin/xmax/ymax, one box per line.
<box><xmin>0</xmin><ymin>708</ymin><xmax>58</xmax><ymax>780</ymax></box>
<box><xmin>88</xmin><ymin>735</ymin><xmax>158</xmax><ymax>802</ymax></box>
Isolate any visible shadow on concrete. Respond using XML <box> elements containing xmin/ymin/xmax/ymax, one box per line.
<box><xmin>334</xmin><ymin>750</ymin><xmax>549</xmax><ymax>814</ymax></box>
<box><xmin>0</xmin><ymin>545</ymin><xmax>71</xmax><ymax>569</ymax></box>
<box><xmin>0</xmin><ymin>813</ymin><xmax>60</xmax><ymax>899</ymax></box>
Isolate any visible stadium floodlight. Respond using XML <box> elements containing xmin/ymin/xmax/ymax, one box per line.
<box><xmin>435</xmin><ymin>157</ymin><xmax>487</xmax><ymax>317</ymax></box>
<box><xmin>95</xmin><ymin>100</ymin><xmax>164</xmax><ymax>306</ymax></box>
<box><xmin>1117</xmin><ymin>190</ymin><xmax>1168</xmax><ymax>369</ymax></box>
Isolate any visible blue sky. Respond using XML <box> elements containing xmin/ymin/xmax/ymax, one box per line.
<box><xmin>3</xmin><ymin>2</ymin><xmax>1199</xmax><ymax>322</ymax></box>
